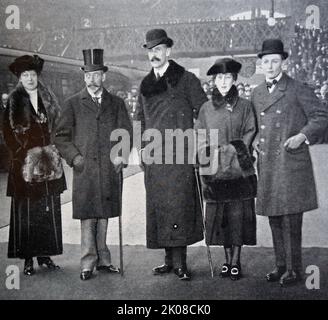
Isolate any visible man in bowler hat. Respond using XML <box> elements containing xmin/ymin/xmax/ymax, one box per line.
<box><xmin>251</xmin><ymin>39</ymin><xmax>328</xmax><ymax>286</ymax></box>
<box><xmin>55</xmin><ymin>49</ymin><xmax>132</xmax><ymax>280</ymax></box>
<box><xmin>135</xmin><ymin>29</ymin><xmax>207</xmax><ymax>280</ymax></box>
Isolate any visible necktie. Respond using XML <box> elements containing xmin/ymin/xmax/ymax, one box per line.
<box><xmin>93</xmin><ymin>96</ymin><xmax>101</xmax><ymax>107</ymax></box>
<box><xmin>266</xmin><ymin>79</ymin><xmax>278</xmax><ymax>90</ymax></box>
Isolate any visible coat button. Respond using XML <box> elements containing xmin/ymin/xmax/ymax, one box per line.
<box><xmin>261</xmin><ymin>151</ymin><xmax>265</xmax><ymax>155</ymax></box>
<box><xmin>275</xmin><ymin>123</ymin><xmax>281</xmax><ymax>128</ymax></box>
<box><xmin>276</xmin><ymin>110</ymin><xmax>282</xmax><ymax>114</ymax></box>
<box><xmin>260</xmin><ymin>138</ymin><xmax>265</xmax><ymax>143</ymax></box>
<box><xmin>173</xmin><ymin>224</ymin><xmax>178</xmax><ymax>230</ymax></box>
<box><xmin>260</xmin><ymin>112</ymin><xmax>265</xmax><ymax>116</ymax></box>
<box><xmin>261</xmin><ymin>125</ymin><xmax>265</xmax><ymax>130</ymax></box>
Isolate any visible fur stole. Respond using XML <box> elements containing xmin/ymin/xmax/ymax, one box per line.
<box><xmin>7</xmin><ymin>80</ymin><xmax>61</xmax><ymax>138</ymax></box>
<box><xmin>140</xmin><ymin>60</ymin><xmax>185</xmax><ymax>98</ymax></box>
<box><xmin>211</xmin><ymin>85</ymin><xmax>239</xmax><ymax>109</ymax></box>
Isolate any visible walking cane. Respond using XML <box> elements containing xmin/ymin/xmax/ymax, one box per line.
<box><xmin>194</xmin><ymin>166</ymin><xmax>214</xmax><ymax>278</ymax></box>
<box><xmin>118</xmin><ymin>170</ymin><xmax>124</xmax><ymax>276</ymax></box>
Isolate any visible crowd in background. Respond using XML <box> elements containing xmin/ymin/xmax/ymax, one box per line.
<box><xmin>287</xmin><ymin>24</ymin><xmax>328</xmax><ymax>102</ymax></box>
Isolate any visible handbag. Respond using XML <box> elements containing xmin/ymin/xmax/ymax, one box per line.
<box><xmin>22</xmin><ymin>144</ymin><xmax>63</xmax><ymax>183</ymax></box>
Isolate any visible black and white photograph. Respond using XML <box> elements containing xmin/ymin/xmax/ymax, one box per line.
<box><xmin>0</xmin><ymin>0</ymin><xmax>328</xmax><ymax>307</ymax></box>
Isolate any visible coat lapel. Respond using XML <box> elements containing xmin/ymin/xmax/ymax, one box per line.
<box><xmin>98</xmin><ymin>89</ymin><xmax>114</xmax><ymax>119</ymax></box>
<box><xmin>80</xmin><ymin>88</ymin><xmax>99</xmax><ymax>114</ymax></box>
<box><xmin>257</xmin><ymin>73</ymin><xmax>288</xmax><ymax>113</ymax></box>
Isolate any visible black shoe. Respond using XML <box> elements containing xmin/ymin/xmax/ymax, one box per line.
<box><xmin>174</xmin><ymin>268</ymin><xmax>191</xmax><ymax>281</ymax></box>
<box><xmin>279</xmin><ymin>270</ymin><xmax>303</xmax><ymax>287</ymax></box>
<box><xmin>219</xmin><ymin>263</ymin><xmax>231</xmax><ymax>278</ymax></box>
<box><xmin>80</xmin><ymin>270</ymin><xmax>93</xmax><ymax>281</ymax></box>
<box><xmin>152</xmin><ymin>264</ymin><xmax>173</xmax><ymax>275</ymax></box>
<box><xmin>96</xmin><ymin>265</ymin><xmax>120</xmax><ymax>273</ymax></box>
<box><xmin>266</xmin><ymin>266</ymin><xmax>286</xmax><ymax>282</ymax></box>
<box><xmin>24</xmin><ymin>258</ymin><xmax>35</xmax><ymax>276</ymax></box>
<box><xmin>37</xmin><ymin>257</ymin><xmax>60</xmax><ymax>270</ymax></box>
<box><xmin>230</xmin><ymin>264</ymin><xmax>242</xmax><ymax>281</ymax></box>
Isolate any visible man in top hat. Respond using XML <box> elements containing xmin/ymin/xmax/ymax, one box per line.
<box><xmin>55</xmin><ymin>49</ymin><xmax>132</xmax><ymax>280</ymax></box>
<box><xmin>251</xmin><ymin>39</ymin><xmax>328</xmax><ymax>286</ymax></box>
<box><xmin>135</xmin><ymin>29</ymin><xmax>207</xmax><ymax>280</ymax></box>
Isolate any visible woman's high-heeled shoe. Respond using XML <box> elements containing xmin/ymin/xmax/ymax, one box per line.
<box><xmin>37</xmin><ymin>257</ymin><xmax>60</xmax><ymax>269</ymax></box>
<box><xmin>24</xmin><ymin>258</ymin><xmax>35</xmax><ymax>276</ymax></box>
<box><xmin>219</xmin><ymin>263</ymin><xmax>231</xmax><ymax>278</ymax></box>
<box><xmin>230</xmin><ymin>263</ymin><xmax>242</xmax><ymax>281</ymax></box>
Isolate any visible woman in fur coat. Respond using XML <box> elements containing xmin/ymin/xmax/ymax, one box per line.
<box><xmin>3</xmin><ymin>55</ymin><xmax>66</xmax><ymax>276</ymax></box>
<box><xmin>195</xmin><ymin>58</ymin><xmax>257</xmax><ymax>280</ymax></box>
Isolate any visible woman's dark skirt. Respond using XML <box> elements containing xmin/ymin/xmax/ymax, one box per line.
<box><xmin>205</xmin><ymin>199</ymin><xmax>256</xmax><ymax>247</ymax></box>
<box><xmin>8</xmin><ymin>194</ymin><xmax>63</xmax><ymax>259</ymax></box>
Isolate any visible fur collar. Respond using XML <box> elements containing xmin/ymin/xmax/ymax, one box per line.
<box><xmin>140</xmin><ymin>60</ymin><xmax>185</xmax><ymax>97</ymax></box>
<box><xmin>7</xmin><ymin>81</ymin><xmax>61</xmax><ymax>136</ymax></box>
<box><xmin>212</xmin><ymin>85</ymin><xmax>239</xmax><ymax>109</ymax></box>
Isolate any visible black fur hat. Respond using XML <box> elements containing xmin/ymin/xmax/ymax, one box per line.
<box><xmin>207</xmin><ymin>58</ymin><xmax>242</xmax><ymax>76</ymax></box>
<box><xmin>9</xmin><ymin>55</ymin><xmax>44</xmax><ymax>77</ymax></box>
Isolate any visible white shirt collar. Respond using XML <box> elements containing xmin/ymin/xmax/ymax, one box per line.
<box><xmin>154</xmin><ymin>61</ymin><xmax>170</xmax><ymax>77</ymax></box>
<box><xmin>87</xmin><ymin>87</ymin><xmax>103</xmax><ymax>102</ymax></box>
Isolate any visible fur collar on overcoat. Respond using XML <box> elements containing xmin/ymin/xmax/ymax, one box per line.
<box><xmin>211</xmin><ymin>85</ymin><xmax>239</xmax><ymax>109</ymax></box>
<box><xmin>140</xmin><ymin>60</ymin><xmax>185</xmax><ymax>98</ymax></box>
<box><xmin>7</xmin><ymin>80</ymin><xmax>61</xmax><ymax>136</ymax></box>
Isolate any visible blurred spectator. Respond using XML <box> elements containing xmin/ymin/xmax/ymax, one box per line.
<box><xmin>1</xmin><ymin>93</ymin><xmax>8</xmax><ymax>108</ymax></box>
<box><xmin>314</xmin><ymin>88</ymin><xmax>322</xmax><ymax>99</ymax></box>
<box><xmin>116</xmin><ymin>90</ymin><xmax>127</xmax><ymax>100</ymax></box>
<box><xmin>236</xmin><ymin>82</ymin><xmax>245</xmax><ymax>97</ymax></box>
<box><xmin>321</xmin><ymin>81</ymin><xmax>328</xmax><ymax>101</ymax></box>
<box><xmin>0</xmin><ymin>93</ymin><xmax>9</xmax><ymax>171</ymax></box>
<box><xmin>244</xmin><ymin>83</ymin><xmax>252</xmax><ymax>100</ymax></box>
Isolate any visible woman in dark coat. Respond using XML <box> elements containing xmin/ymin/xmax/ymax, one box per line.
<box><xmin>195</xmin><ymin>58</ymin><xmax>257</xmax><ymax>280</ymax></box>
<box><xmin>3</xmin><ymin>55</ymin><xmax>66</xmax><ymax>276</ymax></box>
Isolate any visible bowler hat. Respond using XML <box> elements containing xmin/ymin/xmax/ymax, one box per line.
<box><xmin>207</xmin><ymin>58</ymin><xmax>242</xmax><ymax>76</ymax></box>
<box><xmin>9</xmin><ymin>55</ymin><xmax>44</xmax><ymax>77</ymax></box>
<box><xmin>258</xmin><ymin>39</ymin><xmax>289</xmax><ymax>59</ymax></box>
<box><xmin>143</xmin><ymin>29</ymin><xmax>174</xmax><ymax>49</ymax></box>
<box><xmin>81</xmin><ymin>49</ymin><xmax>108</xmax><ymax>72</ymax></box>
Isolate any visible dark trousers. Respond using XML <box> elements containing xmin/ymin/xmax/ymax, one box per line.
<box><xmin>268</xmin><ymin>213</ymin><xmax>303</xmax><ymax>272</ymax></box>
<box><xmin>164</xmin><ymin>246</ymin><xmax>187</xmax><ymax>269</ymax></box>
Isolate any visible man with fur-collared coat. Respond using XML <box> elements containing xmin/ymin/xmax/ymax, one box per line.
<box><xmin>135</xmin><ymin>29</ymin><xmax>207</xmax><ymax>280</ymax></box>
<box><xmin>252</xmin><ymin>39</ymin><xmax>328</xmax><ymax>286</ymax></box>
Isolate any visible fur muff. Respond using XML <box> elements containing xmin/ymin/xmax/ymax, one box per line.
<box><xmin>22</xmin><ymin>145</ymin><xmax>63</xmax><ymax>183</ymax></box>
<box><xmin>140</xmin><ymin>60</ymin><xmax>185</xmax><ymax>98</ymax></box>
<box><xmin>199</xmin><ymin>140</ymin><xmax>256</xmax><ymax>202</ymax></box>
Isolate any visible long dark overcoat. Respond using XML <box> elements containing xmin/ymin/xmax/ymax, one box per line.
<box><xmin>55</xmin><ymin>88</ymin><xmax>132</xmax><ymax>220</ymax></box>
<box><xmin>136</xmin><ymin>60</ymin><xmax>208</xmax><ymax>249</ymax></box>
<box><xmin>251</xmin><ymin>73</ymin><xmax>328</xmax><ymax>217</ymax></box>
<box><xmin>195</xmin><ymin>86</ymin><xmax>257</xmax><ymax>246</ymax></box>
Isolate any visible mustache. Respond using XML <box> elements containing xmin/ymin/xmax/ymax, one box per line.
<box><xmin>150</xmin><ymin>57</ymin><xmax>161</xmax><ymax>62</ymax></box>
<box><xmin>87</xmin><ymin>84</ymin><xmax>100</xmax><ymax>87</ymax></box>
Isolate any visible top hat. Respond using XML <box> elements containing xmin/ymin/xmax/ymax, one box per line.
<box><xmin>258</xmin><ymin>39</ymin><xmax>289</xmax><ymax>59</ymax></box>
<box><xmin>9</xmin><ymin>55</ymin><xmax>44</xmax><ymax>77</ymax></box>
<box><xmin>143</xmin><ymin>29</ymin><xmax>174</xmax><ymax>49</ymax></box>
<box><xmin>207</xmin><ymin>58</ymin><xmax>242</xmax><ymax>76</ymax></box>
<box><xmin>81</xmin><ymin>49</ymin><xmax>108</xmax><ymax>72</ymax></box>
